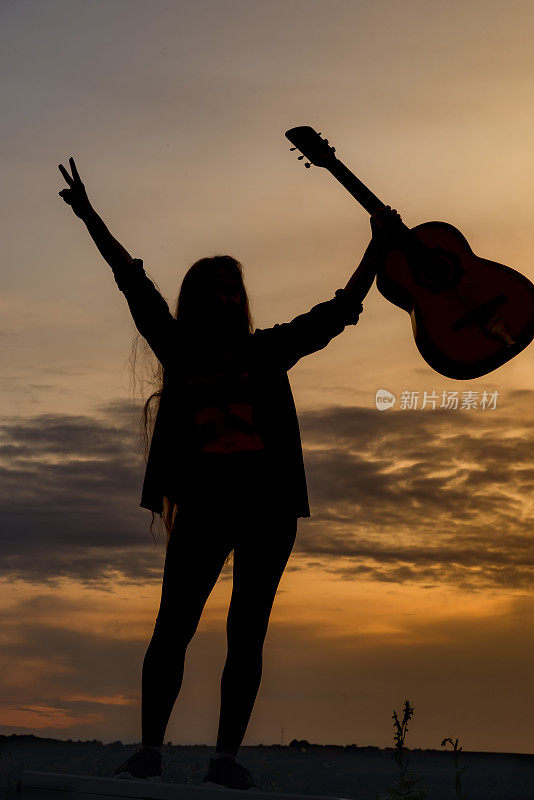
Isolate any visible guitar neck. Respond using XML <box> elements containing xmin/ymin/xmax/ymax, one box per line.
<box><xmin>328</xmin><ymin>157</ymin><xmax>384</xmax><ymax>214</ymax></box>
<box><xmin>328</xmin><ymin>157</ymin><xmax>412</xmax><ymax>238</ymax></box>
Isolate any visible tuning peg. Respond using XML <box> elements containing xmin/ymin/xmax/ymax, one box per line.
<box><xmin>297</xmin><ymin>155</ymin><xmax>304</xmax><ymax>160</ymax></box>
<box><xmin>290</xmin><ymin>147</ymin><xmax>296</xmax><ymax>151</ymax></box>
<box><xmin>305</xmin><ymin>162</ymin><xmax>311</xmax><ymax>168</ymax></box>
<box><xmin>317</xmin><ymin>132</ymin><xmax>322</xmax><ymax>136</ymax></box>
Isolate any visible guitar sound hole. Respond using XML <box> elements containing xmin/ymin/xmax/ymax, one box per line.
<box><xmin>412</xmin><ymin>248</ymin><xmax>464</xmax><ymax>293</ymax></box>
<box><xmin>428</xmin><ymin>257</ymin><xmax>451</xmax><ymax>284</ymax></box>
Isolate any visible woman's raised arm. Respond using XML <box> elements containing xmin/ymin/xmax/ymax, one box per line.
<box><xmin>58</xmin><ymin>156</ymin><xmax>134</xmax><ymax>269</ymax></box>
<box><xmin>58</xmin><ymin>156</ymin><xmax>176</xmax><ymax>365</ymax></box>
<box><xmin>343</xmin><ymin>205</ymin><xmax>402</xmax><ymax>300</ymax></box>
<box><xmin>252</xmin><ymin>208</ymin><xmax>402</xmax><ymax>372</ymax></box>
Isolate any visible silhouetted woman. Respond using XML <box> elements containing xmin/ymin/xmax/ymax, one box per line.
<box><xmin>58</xmin><ymin>156</ymin><xmax>400</xmax><ymax>790</ymax></box>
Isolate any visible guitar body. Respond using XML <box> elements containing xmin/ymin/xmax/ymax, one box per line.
<box><xmin>376</xmin><ymin>221</ymin><xmax>534</xmax><ymax>379</ymax></box>
<box><xmin>285</xmin><ymin>125</ymin><xmax>534</xmax><ymax>378</ymax></box>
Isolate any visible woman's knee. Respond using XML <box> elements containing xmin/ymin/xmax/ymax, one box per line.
<box><xmin>152</xmin><ymin>608</ymin><xmax>200</xmax><ymax>646</ymax></box>
<box><xmin>226</xmin><ymin>612</ymin><xmax>269</xmax><ymax>658</ymax></box>
<box><xmin>226</xmin><ymin>636</ymin><xmax>264</xmax><ymax>671</ymax></box>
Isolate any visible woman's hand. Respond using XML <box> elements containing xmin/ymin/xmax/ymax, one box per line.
<box><xmin>342</xmin><ymin>205</ymin><xmax>402</xmax><ymax>297</ymax></box>
<box><xmin>370</xmin><ymin>205</ymin><xmax>402</xmax><ymax>243</ymax></box>
<box><xmin>60</xmin><ymin>159</ymin><xmax>134</xmax><ymax>270</ymax></box>
<box><xmin>58</xmin><ymin>157</ymin><xmax>93</xmax><ymax>220</ymax></box>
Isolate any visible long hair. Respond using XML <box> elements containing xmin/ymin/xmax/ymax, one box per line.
<box><xmin>128</xmin><ymin>254</ymin><xmax>254</xmax><ymax>552</ymax></box>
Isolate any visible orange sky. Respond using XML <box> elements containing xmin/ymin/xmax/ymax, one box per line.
<box><xmin>1</xmin><ymin>0</ymin><xmax>534</xmax><ymax>754</ymax></box>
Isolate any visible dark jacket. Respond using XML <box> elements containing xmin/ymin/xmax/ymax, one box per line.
<box><xmin>112</xmin><ymin>258</ymin><xmax>364</xmax><ymax>519</ymax></box>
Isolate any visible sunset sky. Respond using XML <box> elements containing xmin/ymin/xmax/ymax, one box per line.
<box><xmin>2</xmin><ymin>0</ymin><xmax>534</xmax><ymax>755</ymax></box>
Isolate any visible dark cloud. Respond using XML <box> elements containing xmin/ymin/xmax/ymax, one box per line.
<box><xmin>0</xmin><ymin>399</ymin><xmax>166</xmax><ymax>587</ymax></box>
<box><xmin>297</xmin><ymin>402</ymin><xmax>534</xmax><ymax>592</ymax></box>
<box><xmin>1</xmin><ymin>399</ymin><xmax>533</xmax><ymax>592</ymax></box>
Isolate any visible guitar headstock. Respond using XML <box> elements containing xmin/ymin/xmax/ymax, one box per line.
<box><xmin>285</xmin><ymin>126</ymin><xmax>336</xmax><ymax>169</ymax></box>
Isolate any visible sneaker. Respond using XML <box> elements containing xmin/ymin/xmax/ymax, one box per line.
<box><xmin>203</xmin><ymin>755</ymin><xmax>259</xmax><ymax>790</ymax></box>
<box><xmin>113</xmin><ymin>746</ymin><xmax>162</xmax><ymax>781</ymax></box>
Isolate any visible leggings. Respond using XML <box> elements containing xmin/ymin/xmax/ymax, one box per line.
<box><xmin>141</xmin><ymin>502</ymin><xmax>298</xmax><ymax>755</ymax></box>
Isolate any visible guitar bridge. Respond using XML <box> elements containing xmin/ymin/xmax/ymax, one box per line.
<box><xmin>485</xmin><ymin>314</ymin><xmax>516</xmax><ymax>346</ymax></box>
<box><xmin>451</xmin><ymin>294</ymin><xmax>506</xmax><ymax>331</ymax></box>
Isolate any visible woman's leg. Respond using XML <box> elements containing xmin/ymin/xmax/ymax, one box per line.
<box><xmin>141</xmin><ymin>507</ymin><xmax>234</xmax><ymax>748</ymax></box>
<box><xmin>215</xmin><ymin>511</ymin><xmax>298</xmax><ymax>757</ymax></box>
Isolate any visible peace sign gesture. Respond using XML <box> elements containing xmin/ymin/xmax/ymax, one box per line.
<box><xmin>58</xmin><ymin>156</ymin><xmax>92</xmax><ymax>220</ymax></box>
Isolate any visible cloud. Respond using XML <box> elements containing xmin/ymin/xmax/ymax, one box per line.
<box><xmin>296</xmin><ymin>402</ymin><xmax>534</xmax><ymax>592</ymax></box>
<box><xmin>0</xmin><ymin>399</ymin><xmax>162</xmax><ymax>588</ymax></box>
<box><xmin>1</xmin><ymin>398</ymin><xmax>533</xmax><ymax>592</ymax></box>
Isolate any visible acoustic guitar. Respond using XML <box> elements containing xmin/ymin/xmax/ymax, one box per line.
<box><xmin>285</xmin><ymin>125</ymin><xmax>534</xmax><ymax>380</ymax></box>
